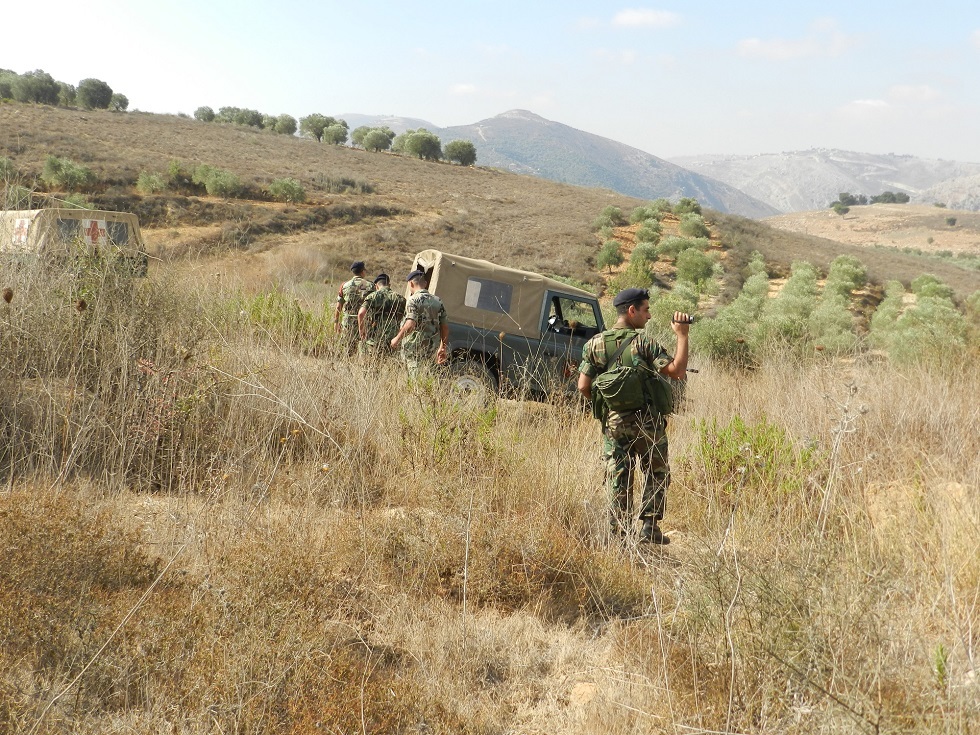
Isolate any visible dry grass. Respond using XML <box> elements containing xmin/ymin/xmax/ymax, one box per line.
<box><xmin>1</xmin><ymin>254</ymin><xmax>977</xmax><ymax>734</ymax></box>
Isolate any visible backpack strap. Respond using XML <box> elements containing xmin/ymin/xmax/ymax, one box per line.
<box><xmin>603</xmin><ymin>332</ymin><xmax>637</xmax><ymax>370</ymax></box>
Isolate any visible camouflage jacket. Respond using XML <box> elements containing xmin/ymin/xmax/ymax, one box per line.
<box><xmin>338</xmin><ymin>276</ymin><xmax>375</xmax><ymax>319</ymax></box>
<box><xmin>401</xmin><ymin>289</ymin><xmax>447</xmax><ymax>360</ymax></box>
<box><xmin>362</xmin><ymin>286</ymin><xmax>406</xmax><ymax>345</ymax></box>
<box><xmin>579</xmin><ymin>327</ymin><xmax>672</xmax><ymax>434</ymax></box>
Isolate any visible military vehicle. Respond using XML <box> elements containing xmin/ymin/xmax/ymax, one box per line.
<box><xmin>409</xmin><ymin>249</ymin><xmax>605</xmax><ymax>400</ymax></box>
<box><xmin>0</xmin><ymin>208</ymin><xmax>149</xmax><ymax>275</ymax></box>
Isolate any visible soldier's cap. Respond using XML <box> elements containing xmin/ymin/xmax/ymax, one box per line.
<box><xmin>406</xmin><ymin>269</ymin><xmax>425</xmax><ymax>282</ymax></box>
<box><xmin>612</xmin><ymin>287</ymin><xmax>650</xmax><ymax>307</ymax></box>
<box><xmin>373</xmin><ymin>273</ymin><xmax>389</xmax><ymax>284</ymax></box>
<box><xmin>350</xmin><ymin>261</ymin><xmax>366</xmax><ymax>273</ymax></box>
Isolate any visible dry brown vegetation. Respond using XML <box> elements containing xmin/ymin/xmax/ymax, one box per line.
<box><xmin>1</xmin><ymin>102</ymin><xmax>979</xmax><ymax>734</ymax></box>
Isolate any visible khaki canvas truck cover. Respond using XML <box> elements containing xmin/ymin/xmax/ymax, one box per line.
<box><xmin>0</xmin><ymin>208</ymin><xmax>147</xmax><ymax>262</ymax></box>
<box><xmin>411</xmin><ymin>249</ymin><xmax>597</xmax><ymax>340</ymax></box>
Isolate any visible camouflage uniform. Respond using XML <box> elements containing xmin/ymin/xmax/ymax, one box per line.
<box><xmin>400</xmin><ymin>288</ymin><xmax>448</xmax><ymax>377</ymax></box>
<box><xmin>579</xmin><ymin>327</ymin><xmax>673</xmax><ymax>535</ymax></box>
<box><xmin>337</xmin><ymin>276</ymin><xmax>374</xmax><ymax>355</ymax></box>
<box><xmin>361</xmin><ymin>285</ymin><xmax>406</xmax><ymax>355</ymax></box>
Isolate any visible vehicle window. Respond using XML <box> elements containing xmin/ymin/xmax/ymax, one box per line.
<box><xmin>107</xmin><ymin>221</ymin><xmax>129</xmax><ymax>246</ymax></box>
<box><xmin>57</xmin><ymin>218</ymin><xmax>80</xmax><ymax>242</ymax></box>
<box><xmin>464</xmin><ymin>277</ymin><xmax>513</xmax><ymax>314</ymax></box>
<box><xmin>547</xmin><ymin>295</ymin><xmax>600</xmax><ymax>336</ymax></box>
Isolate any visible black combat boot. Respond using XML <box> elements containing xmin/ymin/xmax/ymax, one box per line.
<box><xmin>640</xmin><ymin>519</ymin><xmax>670</xmax><ymax>544</ymax></box>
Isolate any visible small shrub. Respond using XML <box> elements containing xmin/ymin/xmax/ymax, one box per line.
<box><xmin>41</xmin><ymin>155</ymin><xmax>95</xmax><ymax>190</ymax></box>
<box><xmin>192</xmin><ymin>164</ymin><xmax>243</xmax><ymax>198</ymax></box>
<box><xmin>657</xmin><ymin>235</ymin><xmax>709</xmax><ymax>260</ymax></box>
<box><xmin>591</xmin><ymin>206</ymin><xmax>627</xmax><ymax>231</ymax></box>
<box><xmin>945</xmin><ymin>216</ymin><xmax>957</xmax><ymax>227</ymax></box>
<box><xmin>136</xmin><ymin>171</ymin><xmax>168</xmax><ymax>195</ymax></box>
<box><xmin>635</xmin><ymin>219</ymin><xmax>662</xmax><ymax>244</ymax></box>
<box><xmin>672</xmin><ymin>197</ymin><xmax>701</xmax><ymax>215</ymax></box>
<box><xmin>268</xmin><ymin>177</ymin><xmax>306</xmax><ymax>203</ymax></box>
<box><xmin>676</xmin><ymin>248</ymin><xmax>715</xmax><ymax>286</ymax></box>
<box><xmin>194</xmin><ymin>106</ymin><xmax>215</xmax><ymax>122</ymax></box>
<box><xmin>313</xmin><ymin>175</ymin><xmax>375</xmax><ymax>194</ymax></box>
<box><xmin>630</xmin><ymin>243</ymin><xmax>658</xmax><ymax>265</ymax></box>
<box><xmin>607</xmin><ymin>261</ymin><xmax>654</xmax><ymax>294</ymax></box>
<box><xmin>678</xmin><ymin>212</ymin><xmax>710</xmax><ymax>238</ymax></box>
<box><xmin>629</xmin><ymin>204</ymin><xmax>666</xmax><ymax>224</ymax></box>
<box><xmin>596</xmin><ymin>240</ymin><xmax>623</xmax><ymax>272</ymax></box>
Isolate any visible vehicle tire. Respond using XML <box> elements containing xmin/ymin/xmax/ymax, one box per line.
<box><xmin>447</xmin><ymin>359</ymin><xmax>498</xmax><ymax>407</ymax></box>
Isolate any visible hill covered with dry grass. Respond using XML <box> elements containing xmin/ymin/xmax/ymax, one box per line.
<box><xmin>1</xmin><ymin>102</ymin><xmax>979</xmax><ymax>735</ymax></box>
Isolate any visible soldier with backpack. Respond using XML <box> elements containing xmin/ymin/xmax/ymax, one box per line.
<box><xmin>334</xmin><ymin>261</ymin><xmax>375</xmax><ymax>356</ymax></box>
<box><xmin>358</xmin><ymin>273</ymin><xmax>406</xmax><ymax>356</ymax></box>
<box><xmin>577</xmin><ymin>287</ymin><xmax>692</xmax><ymax>544</ymax></box>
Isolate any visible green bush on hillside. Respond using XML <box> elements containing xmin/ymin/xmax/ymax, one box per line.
<box><xmin>657</xmin><ymin>235</ymin><xmax>709</xmax><ymax>260</ymax></box>
<box><xmin>41</xmin><ymin>155</ymin><xmax>95</xmax><ymax>191</ymax></box>
<box><xmin>77</xmin><ymin>78</ymin><xmax>113</xmax><ymax>109</ymax></box>
<box><xmin>758</xmin><ymin>261</ymin><xmax>819</xmax><ymax>345</ymax></box>
<box><xmin>444</xmin><ymin>140</ymin><xmax>477</xmax><ymax>166</ymax></box>
<box><xmin>136</xmin><ymin>172</ymin><xmax>167</xmax><ymax>195</ymax></box>
<box><xmin>678</xmin><ymin>212</ymin><xmax>710</xmax><ymax>238</ymax></box>
<box><xmin>635</xmin><ymin>220</ymin><xmax>662</xmax><ymax>245</ymax></box>
<box><xmin>192</xmin><ymin>164</ymin><xmax>243</xmax><ymax>198</ymax></box>
<box><xmin>268</xmin><ymin>177</ymin><xmax>306</xmax><ymax>203</ymax></box>
<box><xmin>607</xmin><ymin>261</ymin><xmax>654</xmax><ymax>295</ymax></box>
<box><xmin>596</xmin><ymin>240</ymin><xmax>623</xmax><ymax>272</ymax></box>
<box><xmin>629</xmin><ymin>203</ymin><xmax>667</xmax><ymax>224</ymax></box>
<box><xmin>630</xmin><ymin>243</ymin><xmax>658</xmax><ymax>265</ymax></box>
<box><xmin>673</xmin><ymin>197</ymin><xmax>702</xmax><ymax>215</ymax></box>
<box><xmin>194</xmin><ymin>106</ymin><xmax>215</xmax><ymax>122</ymax></box>
<box><xmin>676</xmin><ymin>248</ymin><xmax>715</xmax><ymax>287</ymax></box>
<box><xmin>591</xmin><ymin>206</ymin><xmax>627</xmax><ymax>231</ymax></box>
<box><xmin>825</xmin><ymin>255</ymin><xmax>867</xmax><ymax>298</ymax></box>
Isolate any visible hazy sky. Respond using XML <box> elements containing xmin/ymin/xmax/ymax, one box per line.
<box><xmin>5</xmin><ymin>1</ymin><xmax>979</xmax><ymax>161</ymax></box>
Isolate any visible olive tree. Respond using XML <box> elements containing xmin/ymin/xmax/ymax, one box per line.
<box><xmin>12</xmin><ymin>70</ymin><xmax>60</xmax><ymax>105</ymax></box>
<box><xmin>300</xmin><ymin>114</ymin><xmax>347</xmax><ymax>142</ymax></box>
<box><xmin>77</xmin><ymin>78</ymin><xmax>114</xmax><ymax>109</ymax></box>
<box><xmin>110</xmin><ymin>93</ymin><xmax>128</xmax><ymax>112</ymax></box>
<box><xmin>194</xmin><ymin>106</ymin><xmax>215</xmax><ymax>122</ymax></box>
<box><xmin>444</xmin><ymin>139</ymin><xmax>477</xmax><ymax>166</ymax></box>
<box><xmin>363</xmin><ymin>129</ymin><xmax>394</xmax><ymax>152</ymax></box>
<box><xmin>273</xmin><ymin>114</ymin><xmax>297</xmax><ymax>135</ymax></box>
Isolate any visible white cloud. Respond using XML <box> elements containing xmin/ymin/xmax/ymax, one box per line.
<box><xmin>612</xmin><ymin>9</ymin><xmax>680</xmax><ymax>29</ymax></box>
<box><xmin>888</xmin><ymin>85</ymin><xmax>940</xmax><ymax>104</ymax></box>
<box><xmin>450</xmin><ymin>83</ymin><xmax>477</xmax><ymax>96</ymax></box>
<box><xmin>737</xmin><ymin>19</ymin><xmax>856</xmax><ymax>60</ymax></box>
<box><xmin>592</xmin><ymin>48</ymin><xmax>638</xmax><ymax>65</ymax></box>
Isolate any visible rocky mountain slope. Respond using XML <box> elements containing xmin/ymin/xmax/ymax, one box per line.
<box><xmin>670</xmin><ymin>149</ymin><xmax>980</xmax><ymax>213</ymax></box>
<box><xmin>340</xmin><ymin>110</ymin><xmax>778</xmax><ymax>219</ymax></box>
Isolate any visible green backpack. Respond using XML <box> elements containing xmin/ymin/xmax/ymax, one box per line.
<box><xmin>592</xmin><ymin>332</ymin><xmax>674</xmax><ymax>421</ymax></box>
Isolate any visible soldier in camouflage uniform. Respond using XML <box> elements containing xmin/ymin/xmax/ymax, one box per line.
<box><xmin>357</xmin><ymin>273</ymin><xmax>406</xmax><ymax>356</ymax></box>
<box><xmin>390</xmin><ymin>269</ymin><xmax>448</xmax><ymax>378</ymax></box>
<box><xmin>334</xmin><ymin>261</ymin><xmax>375</xmax><ymax>356</ymax></box>
<box><xmin>578</xmin><ymin>288</ymin><xmax>691</xmax><ymax>544</ymax></box>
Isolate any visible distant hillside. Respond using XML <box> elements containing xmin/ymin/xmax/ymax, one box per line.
<box><xmin>338</xmin><ymin>110</ymin><xmax>778</xmax><ymax>219</ymax></box>
<box><xmin>670</xmin><ymin>149</ymin><xmax>980</xmax><ymax>213</ymax></box>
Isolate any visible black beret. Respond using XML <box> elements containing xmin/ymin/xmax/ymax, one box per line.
<box><xmin>350</xmin><ymin>261</ymin><xmax>366</xmax><ymax>272</ymax></box>
<box><xmin>406</xmin><ymin>269</ymin><xmax>425</xmax><ymax>282</ymax></box>
<box><xmin>612</xmin><ymin>287</ymin><xmax>650</xmax><ymax>307</ymax></box>
<box><xmin>373</xmin><ymin>273</ymin><xmax>389</xmax><ymax>284</ymax></box>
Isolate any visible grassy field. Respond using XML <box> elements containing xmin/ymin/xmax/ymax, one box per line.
<box><xmin>1</xmin><ymin>102</ymin><xmax>979</xmax><ymax>734</ymax></box>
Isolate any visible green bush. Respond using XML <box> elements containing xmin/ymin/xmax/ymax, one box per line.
<box><xmin>758</xmin><ymin>261</ymin><xmax>818</xmax><ymax>345</ymax></box>
<box><xmin>809</xmin><ymin>293</ymin><xmax>857</xmax><ymax>354</ymax></box>
<box><xmin>136</xmin><ymin>171</ymin><xmax>167</xmax><ymax>195</ymax></box>
<box><xmin>444</xmin><ymin>139</ymin><xmax>477</xmax><ymax>166</ymax></box>
<box><xmin>41</xmin><ymin>156</ymin><xmax>95</xmax><ymax>190</ymax></box>
<box><xmin>676</xmin><ymin>248</ymin><xmax>715</xmax><ymax>286</ymax></box>
<box><xmin>362</xmin><ymin>129</ymin><xmax>394</xmax><ymax>152</ymax></box>
<box><xmin>945</xmin><ymin>216</ymin><xmax>957</xmax><ymax>227</ymax></box>
<box><xmin>635</xmin><ymin>219</ymin><xmax>662</xmax><ymax>244</ymax></box>
<box><xmin>691</xmin><ymin>271</ymin><xmax>769</xmax><ymax>367</ymax></box>
<box><xmin>268</xmin><ymin>177</ymin><xmax>306</xmax><ymax>203</ymax></box>
<box><xmin>607</xmin><ymin>261</ymin><xmax>654</xmax><ymax>294</ymax></box>
<box><xmin>630</xmin><ymin>243</ymin><xmax>658</xmax><ymax>265</ymax></box>
<box><xmin>109</xmin><ymin>93</ymin><xmax>128</xmax><ymax>112</ymax></box>
<box><xmin>597</xmin><ymin>240</ymin><xmax>623</xmax><ymax>272</ymax></box>
<box><xmin>911</xmin><ymin>273</ymin><xmax>954</xmax><ymax>301</ymax></box>
<box><xmin>591</xmin><ymin>206</ymin><xmax>627</xmax><ymax>231</ymax></box>
<box><xmin>76</xmin><ymin>78</ymin><xmax>113</xmax><ymax>109</ymax></box>
<box><xmin>679</xmin><ymin>212</ymin><xmax>710</xmax><ymax>238</ymax></box>
<box><xmin>657</xmin><ymin>235</ymin><xmax>709</xmax><ymax>260</ymax></box>
<box><xmin>194</xmin><ymin>106</ymin><xmax>215</xmax><ymax>122</ymax></box>
<box><xmin>273</xmin><ymin>114</ymin><xmax>297</xmax><ymax>135</ymax></box>
<box><xmin>313</xmin><ymin>175</ymin><xmax>375</xmax><ymax>194</ymax></box>
<box><xmin>825</xmin><ymin>255</ymin><xmax>867</xmax><ymax>298</ymax></box>
<box><xmin>672</xmin><ymin>197</ymin><xmax>701</xmax><ymax>215</ymax></box>
<box><xmin>192</xmin><ymin>164</ymin><xmax>243</xmax><ymax>198</ymax></box>
<box><xmin>629</xmin><ymin>204</ymin><xmax>666</xmax><ymax>224</ymax></box>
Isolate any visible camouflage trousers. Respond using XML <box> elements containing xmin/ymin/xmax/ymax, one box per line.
<box><xmin>601</xmin><ymin>411</ymin><xmax>670</xmax><ymax>534</ymax></box>
<box><xmin>339</xmin><ymin>317</ymin><xmax>360</xmax><ymax>356</ymax></box>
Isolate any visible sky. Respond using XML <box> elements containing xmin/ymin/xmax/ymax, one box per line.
<box><xmin>4</xmin><ymin>0</ymin><xmax>980</xmax><ymax>162</ymax></box>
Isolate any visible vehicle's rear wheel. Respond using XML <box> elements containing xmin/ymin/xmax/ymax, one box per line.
<box><xmin>447</xmin><ymin>359</ymin><xmax>498</xmax><ymax>406</ymax></box>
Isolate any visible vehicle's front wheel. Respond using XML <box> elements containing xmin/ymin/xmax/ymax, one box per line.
<box><xmin>447</xmin><ymin>359</ymin><xmax>498</xmax><ymax>406</ymax></box>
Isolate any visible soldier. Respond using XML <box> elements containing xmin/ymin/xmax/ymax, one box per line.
<box><xmin>358</xmin><ymin>273</ymin><xmax>406</xmax><ymax>356</ymax></box>
<box><xmin>334</xmin><ymin>261</ymin><xmax>374</xmax><ymax>356</ymax></box>
<box><xmin>390</xmin><ymin>269</ymin><xmax>448</xmax><ymax>377</ymax></box>
<box><xmin>577</xmin><ymin>287</ymin><xmax>691</xmax><ymax>544</ymax></box>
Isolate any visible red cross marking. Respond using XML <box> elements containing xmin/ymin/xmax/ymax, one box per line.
<box><xmin>85</xmin><ymin>220</ymin><xmax>104</xmax><ymax>244</ymax></box>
